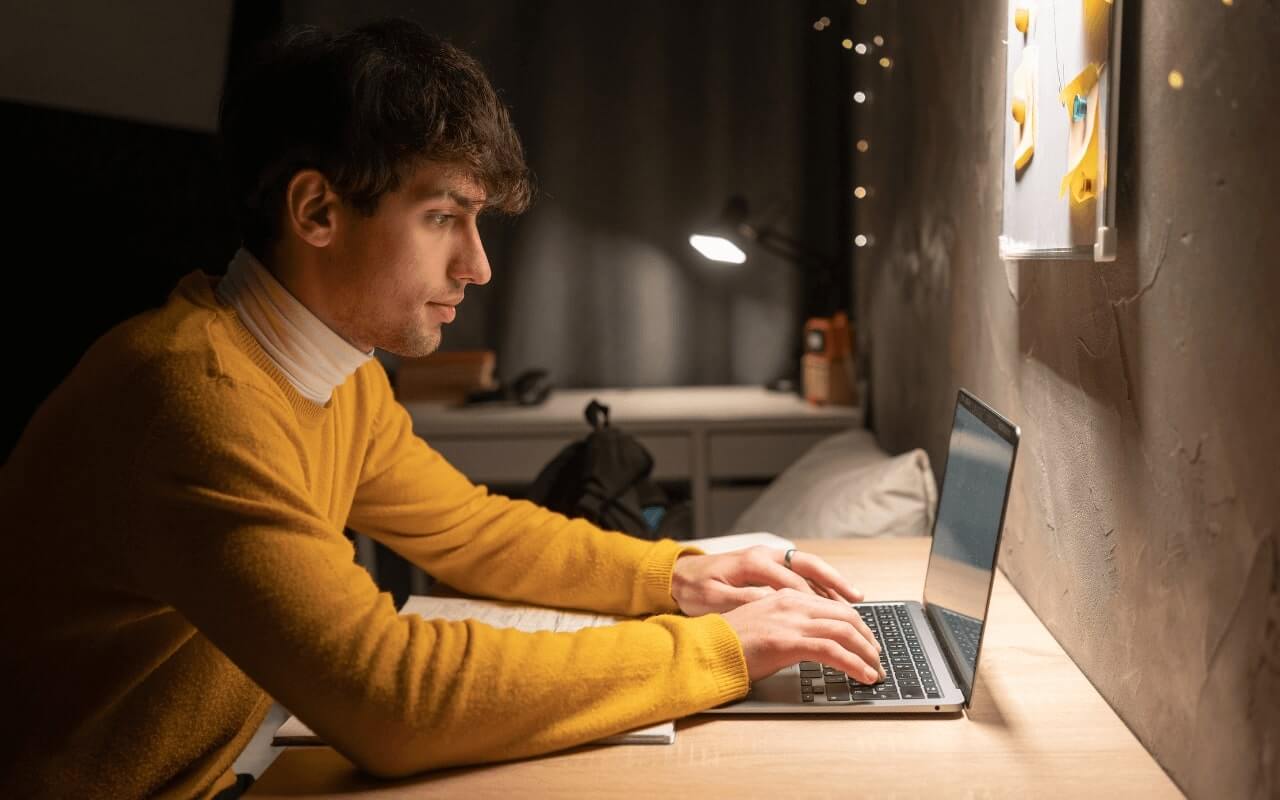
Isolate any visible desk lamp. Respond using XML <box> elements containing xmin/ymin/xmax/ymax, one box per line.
<box><xmin>689</xmin><ymin>195</ymin><xmax>834</xmax><ymax>282</ymax></box>
<box><xmin>688</xmin><ymin>195</ymin><xmax>842</xmax><ymax>393</ymax></box>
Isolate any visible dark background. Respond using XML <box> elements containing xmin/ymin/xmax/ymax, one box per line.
<box><xmin>3</xmin><ymin>0</ymin><xmax>856</xmax><ymax>460</ymax></box>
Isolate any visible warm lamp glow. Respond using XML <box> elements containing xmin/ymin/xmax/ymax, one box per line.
<box><xmin>689</xmin><ymin>234</ymin><xmax>747</xmax><ymax>264</ymax></box>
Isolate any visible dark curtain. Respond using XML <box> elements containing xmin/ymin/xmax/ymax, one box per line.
<box><xmin>288</xmin><ymin>0</ymin><xmax>852</xmax><ymax>388</ymax></box>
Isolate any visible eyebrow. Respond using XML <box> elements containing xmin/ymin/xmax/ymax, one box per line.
<box><xmin>411</xmin><ymin>185</ymin><xmax>487</xmax><ymax>212</ymax></box>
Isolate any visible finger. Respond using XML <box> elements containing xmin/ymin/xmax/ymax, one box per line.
<box><xmin>803</xmin><ymin>638</ymin><xmax>884</xmax><ymax>686</ymax></box>
<box><xmin>801</xmin><ymin>620</ymin><xmax>884</xmax><ymax>683</ymax></box>
<box><xmin>787</xmin><ymin>552</ymin><xmax>864</xmax><ymax>603</ymax></box>
<box><xmin>791</xmin><ymin>592</ymin><xmax>879</xmax><ymax>652</ymax></box>
<box><xmin>740</xmin><ymin>549</ymin><xmax>816</xmax><ymax>595</ymax></box>
<box><xmin>806</xmin><ymin>579</ymin><xmax>833</xmax><ymax>600</ymax></box>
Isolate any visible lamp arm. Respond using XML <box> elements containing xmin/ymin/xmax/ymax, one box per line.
<box><xmin>752</xmin><ymin>227</ymin><xmax>835</xmax><ymax>271</ymax></box>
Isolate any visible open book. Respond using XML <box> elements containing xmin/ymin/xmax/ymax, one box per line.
<box><xmin>272</xmin><ymin>531</ymin><xmax>795</xmax><ymax>748</ymax></box>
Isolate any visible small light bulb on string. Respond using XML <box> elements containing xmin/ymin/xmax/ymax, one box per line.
<box><xmin>853</xmin><ymin>90</ymin><xmax>868</xmax><ymax>104</ymax></box>
<box><xmin>842</xmin><ymin>39</ymin><xmax>854</xmax><ymax>50</ymax></box>
<box><xmin>854</xmin><ymin>42</ymin><xmax>868</xmax><ymax>55</ymax></box>
<box><xmin>854</xmin><ymin>186</ymin><xmax>868</xmax><ymax>199</ymax></box>
<box><xmin>856</xmin><ymin>139</ymin><xmax>870</xmax><ymax>153</ymax></box>
<box><xmin>854</xmin><ymin>234</ymin><xmax>870</xmax><ymax>247</ymax></box>
<box><xmin>879</xmin><ymin>56</ymin><xmax>893</xmax><ymax>69</ymax></box>
<box><xmin>873</xmin><ymin>35</ymin><xmax>884</xmax><ymax>46</ymax></box>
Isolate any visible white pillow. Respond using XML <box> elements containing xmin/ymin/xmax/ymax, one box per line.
<box><xmin>729</xmin><ymin>428</ymin><xmax>937</xmax><ymax>538</ymax></box>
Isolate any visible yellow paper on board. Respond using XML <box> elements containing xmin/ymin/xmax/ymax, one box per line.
<box><xmin>1011</xmin><ymin>45</ymin><xmax>1037</xmax><ymax>173</ymax></box>
<box><xmin>1059</xmin><ymin>62</ymin><xmax>1102</xmax><ymax>203</ymax></box>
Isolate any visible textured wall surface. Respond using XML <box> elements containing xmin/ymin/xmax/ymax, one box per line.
<box><xmin>855</xmin><ymin>2</ymin><xmax>1279</xmax><ymax>797</ymax></box>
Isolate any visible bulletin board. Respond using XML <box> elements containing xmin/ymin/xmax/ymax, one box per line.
<box><xmin>999</xmin><ymin>0</ymin><xmax>1124</xmax><ymax>261</ymax></box>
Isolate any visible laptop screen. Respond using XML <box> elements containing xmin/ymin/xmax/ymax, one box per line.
<box><xmin>922</xmin><ymin>389</ymin><xmax>1019</xmax><ymax>705</ymax></box>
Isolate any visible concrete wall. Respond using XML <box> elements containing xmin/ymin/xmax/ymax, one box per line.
<box><xmin>855</xmin><ymin>2</ymin><xmax>1279</xmax><ymax>797</ymax></box>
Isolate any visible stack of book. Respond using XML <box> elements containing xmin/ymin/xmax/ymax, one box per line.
<box><xmin>394</xmin><ymin>350</ymin><xmax>497</xmax><ymax>405</ymax></box>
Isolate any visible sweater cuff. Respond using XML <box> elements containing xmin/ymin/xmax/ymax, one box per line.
<box><xmin>687</xmin><ymin>613</ymin><xmax>752</xmax><ymax>704</ymax></box>
<box><xmin>638</xmin><ymin>539</ymin><xmax>705</xmax><ymax>613</ymax></box>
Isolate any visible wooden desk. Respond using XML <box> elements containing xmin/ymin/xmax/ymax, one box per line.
<box><xmin>249</xmin><ymin>538</ymin><xmax>1180</xmax><ymax>798</ymax></box>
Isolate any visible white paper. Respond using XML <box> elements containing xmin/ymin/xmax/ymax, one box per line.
<box><xmin>690</xmin><ymin>531</ymin><xmax>795</xmax><ymax>554</ymax></box>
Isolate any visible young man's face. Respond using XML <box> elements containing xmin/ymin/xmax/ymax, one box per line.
<box><xmin>323</xmin><ymin>160</ymin><xmax>491</xmax><ymax>358</ymax></box>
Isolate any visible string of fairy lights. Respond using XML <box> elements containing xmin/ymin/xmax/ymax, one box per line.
<box><xmin>814</xmin><ymin>2</ymin><xmax>890</xmax><ymax>253</ymax></box>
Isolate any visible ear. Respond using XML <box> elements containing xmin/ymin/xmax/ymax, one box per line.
<box><xmin>283</xmin><ymin>169</ymin><xmax>339</xmax><ymax>248</ymax></box>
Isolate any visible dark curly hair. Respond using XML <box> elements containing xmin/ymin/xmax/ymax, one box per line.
<box><xmin>219</xmin><ymin>18</ymin><xmax>531</xmax><ymax>255</ymax></box>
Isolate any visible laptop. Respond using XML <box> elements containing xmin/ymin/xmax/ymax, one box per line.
<box><xmin>706</xmin><ymin>388</ymin><xmax>1020</xmax><ymax>714</ymax></box>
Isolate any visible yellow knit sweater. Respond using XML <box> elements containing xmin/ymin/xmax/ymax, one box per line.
<box><xmin>0</xmin><ymin>272</ymin><xmax>750</xmax><ymax>799</ymax></box>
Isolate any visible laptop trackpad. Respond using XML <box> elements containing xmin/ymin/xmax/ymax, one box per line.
<box><xmin>748</xmin><ymin>666</ymin><xmax>802</xmax><ymax>703</ymax></box>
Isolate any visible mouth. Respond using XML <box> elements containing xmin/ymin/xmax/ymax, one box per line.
<box><xmin>428</xmin><ymin>301</ymin><xmax>457</xmax><ymax>323</ymax></box>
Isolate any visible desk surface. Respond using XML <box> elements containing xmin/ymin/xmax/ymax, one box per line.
<box><xmin>405</xmin><ymin>385</ymin><xmax>861</xmax><ymax>437</ymax></box>
<box><xmin>249</xmin><ymin>538</ymin><xmax>1180</xmax><ymax>798</ymax></box>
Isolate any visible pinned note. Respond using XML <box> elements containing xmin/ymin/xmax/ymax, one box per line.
<box><xmin>1014</xmin><ymin>7</ymin><xmax>1030</xmax><ymax>34</ymax></box>
<box><xmin>1010</xmin><ymin>45</ymin><xmax>1038</xmax><ymax>174</ymax></box>
<box><xmin>1059</xmin><ymin>62</ymin><xmax>1103</xmax><ymax>203</ymax></box>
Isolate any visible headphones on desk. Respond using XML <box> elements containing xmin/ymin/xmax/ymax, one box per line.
<box><xmin>465</xmin><ymin>368</ymin><xmax>553</xmax><ymax>407</ymax></box>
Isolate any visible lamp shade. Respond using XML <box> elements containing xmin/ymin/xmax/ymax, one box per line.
<box><xmin>688</xmin><ymin>234</ymin><xmax>747</xmax><ymax>264</ymax></box>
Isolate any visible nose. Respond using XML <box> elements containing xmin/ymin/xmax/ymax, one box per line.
<box><xmin>450</xmin><ymin>219</ymin><xmax>491</xmax><ymax>287</ymax></box>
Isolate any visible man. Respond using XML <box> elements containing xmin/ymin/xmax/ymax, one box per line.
<box><xmin>0</xmin><ymin>19</ymin><xmax>882</xmax><ymax>799</ymax></box>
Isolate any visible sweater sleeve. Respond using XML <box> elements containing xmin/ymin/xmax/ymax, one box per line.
<box><xmin>346</xmin><ymin>367</ymin><xmax>701</xmax><ymax>617</ymax></box>
<box><xmin>131</xmin><ymin>382</ymin><xmax>749</xmax><ymax>778</ymax></box>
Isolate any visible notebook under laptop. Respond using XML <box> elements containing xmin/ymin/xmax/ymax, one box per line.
<box><xmin>705</xmin><ymin>388</ymin><xmax>1020</xmax><ymax>714</ymax></box>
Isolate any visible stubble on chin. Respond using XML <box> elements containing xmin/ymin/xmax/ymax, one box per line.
<box><xmin>383</xmin><ymin>326</ymin><xmax>442</xmax><ymax>359</ymax></box>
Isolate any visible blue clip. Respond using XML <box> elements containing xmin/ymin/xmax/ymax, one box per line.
<box><xmin>1072</xmin><ymin>94</ymin><xmax>1088</xmax><ymax>121</ymax></box>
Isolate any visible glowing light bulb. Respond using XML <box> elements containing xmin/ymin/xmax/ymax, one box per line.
<box><xmin>873</xmin><ymin>35</ymin><xmax>885</xmax><ymax>46</ymax></box>
<box><xmin>853</xmin><ymin>90</ymin><xmax>867</xmax><ymax>103</ymax></box>
<box><xmin>842</xmin><ymin>39</ymin><xmax>854</xmax><ymax>49</ymax></box>
<box><xmin>855</xmin><ymin>42</ymin><xmax>868</xmax><ymax>54</ymax></box>
<box><xmin>689</xmin><ymin>235</ymin><xmax>746</xmax><ymax>264</ymax></box>
<box><xmin>856</xmin><ymin>139</ymin><xmax>870</xmax><ymax>152</ymax></box>
<box><xmin>854</xmin><ymin>234</ymin><xmax>869</xmax><ymax>247</ymax></box>
<box><xmin>879</xmin><ymin>56</ymin><xmax>893</xmax><ymax>69</ymax></box>
<box><xmin>854</xmin><ymin>186</ymin><xmax>868</xmax><ymax>199</ymax></box>
<box><xmin>1168</xmin><ymin>70</ymin><xmax>1184</xmax><ymax>89</ymax></box>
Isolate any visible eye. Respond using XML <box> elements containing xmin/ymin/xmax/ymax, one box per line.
<box><xmin>426</xmin><ymin>213</ymin><xmax>454</xmax><ymax>227</ymax></box>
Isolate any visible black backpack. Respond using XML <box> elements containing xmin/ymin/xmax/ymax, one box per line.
<box><xmin>526</xmin><ymin>400</ymin><xmax>691</xmax><ymax>540</ymax></box>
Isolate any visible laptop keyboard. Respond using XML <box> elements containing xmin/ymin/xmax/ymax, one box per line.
<box><xmin>797</xmin><ymin>604</ymin><xmax>942</xmax><ymax>703</ymax></box>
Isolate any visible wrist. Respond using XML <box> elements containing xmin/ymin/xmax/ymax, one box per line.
<box><xmin>670</xmin><ymin>552</ymin><xmax>698</xmax><ymax>609</ymax></box>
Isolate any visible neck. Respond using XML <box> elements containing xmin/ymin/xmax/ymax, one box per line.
<box><xmin>215</xmin><ymin>248</ymin><xmax>373</xmax><ymax>404</ymax></box>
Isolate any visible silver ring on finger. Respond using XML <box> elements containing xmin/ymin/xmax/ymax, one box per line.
<box><xmin>783</xmin><ymin>548</ymin><xmax>797</xmax><ymax>571</ymax></box>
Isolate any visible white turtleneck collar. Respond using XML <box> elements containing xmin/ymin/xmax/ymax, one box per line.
<box><xmin>215</xmin><ymin>248</ymin><xmax>373</xmax><ymax>404</ymax></box>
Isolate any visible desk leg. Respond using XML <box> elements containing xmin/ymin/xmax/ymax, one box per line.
<box><xmin>690</xmin><ymin>427</ymin><xmax>709</xmax><ymax>538</ymax></box>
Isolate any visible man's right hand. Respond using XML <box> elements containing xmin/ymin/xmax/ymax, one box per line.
<box><xmin>720</xmin><ymin>588</ymin><xmax>885</xmax><ymax>684</ymax></box>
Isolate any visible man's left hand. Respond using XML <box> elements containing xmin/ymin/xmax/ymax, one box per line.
<box><xmin>669</xmin><ymin>545</ymin><xmax>864</xmax><ymax>617</ymax></box>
